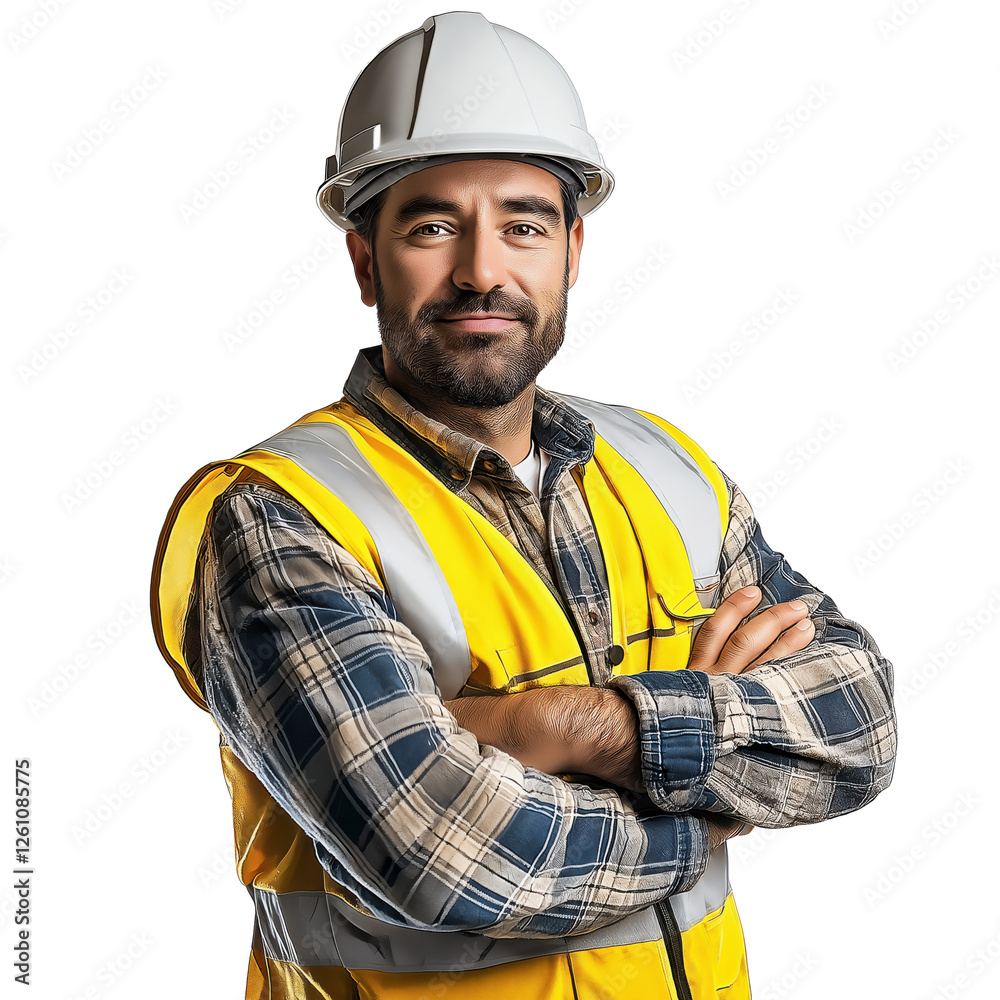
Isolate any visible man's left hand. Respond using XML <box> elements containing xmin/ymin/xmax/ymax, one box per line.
<box><xmin>687</xmin><ymin>586</ymin><xmax>815</xmax><ymax>675</ymax></box>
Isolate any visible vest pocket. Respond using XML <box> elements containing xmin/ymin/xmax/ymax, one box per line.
<box><xmin>652</xmin><ymin>586</ymin><xmax>718</xmax><ymax>668</ymax></box>
<box><xmin>679</xmin><ymin>894</ymin><xmax>750</xmax><ymax>999</ymax></box>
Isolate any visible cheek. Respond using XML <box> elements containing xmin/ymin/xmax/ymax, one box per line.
<box><xmin>529</xmin><ymin>280</ymin><xmax>567</xmax><ymax>313</ymax></box>
<box><xmin>524</xmin><ymin>258</ymin><xmax>568</xmax><ymax>295</ymax></box>
<box><xmin>383</xmin><ymin>254</ymin><xmax>449</xmax><ymax>301</ymax></box>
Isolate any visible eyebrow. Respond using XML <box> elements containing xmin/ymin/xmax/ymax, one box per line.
<box><xmin>392</xmin><ymin>195</ymin><xmax>563</xmax><ymax>229</ymax></box>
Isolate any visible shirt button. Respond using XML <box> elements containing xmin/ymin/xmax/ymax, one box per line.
<box><xmin>482</xmin><ymin>460</ymin><xmax>496</xmax><ymax>472</ymax></box>
<box><xmin>607</xmin><ymin>644</ymin><xmax>625</xmax><ymax>666</ymax></box>
<box><xmin>588</xmin><ymin>610</ymin><xmax>601</xmax><ymax>624</ymax></box>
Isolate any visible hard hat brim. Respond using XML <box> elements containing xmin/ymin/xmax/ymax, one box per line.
<box><xmin>318</xmin><ymin>143</ymin><xmax>613</xmax><ymax>233</ymax></box>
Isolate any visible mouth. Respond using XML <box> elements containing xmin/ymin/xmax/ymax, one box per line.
<box><xmin>438</xmin><ymin>313</ymin><xmax>521</xmax><ymax>333</ymax></box>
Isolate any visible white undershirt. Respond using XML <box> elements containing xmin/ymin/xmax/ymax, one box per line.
<box><xmin>510</xmin><ymin>437</ymin><xmax>550</xmax><ymax>499</ymax></box>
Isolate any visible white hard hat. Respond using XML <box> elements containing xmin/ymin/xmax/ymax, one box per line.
<box><xmin>317</xmin><ymin>10</ymin><xmax>615</xmax><ymax>232</ymax></box>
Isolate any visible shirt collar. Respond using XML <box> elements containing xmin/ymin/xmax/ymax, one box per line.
<box><xmin>341</xmin><ymin>345</ymin><xmax>595</xmax><ymax>491</ymax></box>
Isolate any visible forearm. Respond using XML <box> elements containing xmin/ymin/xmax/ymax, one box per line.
<box><xmin>447</xmin><ymin>685</ymin><xmax>643</xmax><ymax>793</ymax></box>
<box><xmin>449</xmin><ymin>689</ymin><xmax>749</xmax><ymax>852</ymax></box>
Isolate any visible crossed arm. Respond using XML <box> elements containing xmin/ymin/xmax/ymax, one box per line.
<box><xmin>446</xmin><ymin>584</ymin><xmax>818</xmax><ymax>838</ymax></box>
<box><xmin>457</xmin><ymin>468</ymin><xmax>896</xmax><ymax>830</ymax></box>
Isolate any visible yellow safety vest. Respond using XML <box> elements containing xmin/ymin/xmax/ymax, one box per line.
<box><xmin>150</xmin><ymin>390</ymin><xmax>751</xmax><ymax>1000</ymax></box>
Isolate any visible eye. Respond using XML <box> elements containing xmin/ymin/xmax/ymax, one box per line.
<box><xmin>508</xmin><ymin>223</ymin><xmax>542</xmax><ymax>237</ymax></box>
<box><xmin>411</xmin><ymin>223</ymin><xmax>450</xmax><ymax>237</ymax></box>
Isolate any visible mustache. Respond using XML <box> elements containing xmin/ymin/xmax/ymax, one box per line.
<box><xmin>417</xmin><ymin>292</ymin><xmax>539</xmax><ymax>324</ymax></box>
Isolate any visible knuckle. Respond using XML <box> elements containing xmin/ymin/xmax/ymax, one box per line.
<box><xmin>727</xmin><ymin>629</ymin><xmax>756</xmax><ymax>652</ymax></box>
<box><xmin>697</xmin><ymin>619</ymin><xmax>723</xmax><ymax>641</ymax></box>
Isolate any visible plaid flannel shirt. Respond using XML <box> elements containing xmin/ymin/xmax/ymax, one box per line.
<box><xmin>184</xmin><ymin>345</ymin><xmax>896</xmax><ymax>937</ymax></box>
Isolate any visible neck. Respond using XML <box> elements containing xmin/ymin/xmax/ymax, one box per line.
<box><xmin>382</xmin><ymin>355</ymin><xmax>535</xmax><ymax>466</ymax></box>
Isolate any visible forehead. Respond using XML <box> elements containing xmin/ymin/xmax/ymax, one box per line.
<box><xmin>382</xmin><ymin>159</ymin><xmax>562</xmax><ymax>215</ymax></box>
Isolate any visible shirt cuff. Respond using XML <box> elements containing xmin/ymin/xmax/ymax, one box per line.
<box><xmin>674</xmin><ymin>811</ymin><xmax>712</xmax><ymax>893</ymax></box>
<box><xmin>607</xmin><ymin>670</ymin><xmax>715</xmax><ymax>811</ymax></box>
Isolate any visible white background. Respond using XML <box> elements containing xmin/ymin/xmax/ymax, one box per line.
<box><xmin>4</xmin><ymin>1</ymin><xmax>998</xmax><ymax>997</ymax></box>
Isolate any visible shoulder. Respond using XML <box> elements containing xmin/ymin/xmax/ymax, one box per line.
<box><xmin>206</xmin><ymin>469</ymin><xmax>325</xmax><ymax>553</ymax></box>
<box><xmin>198</xmin><ymin>466</ymin><xmax>394</xmax><ymax>622</ymax></box>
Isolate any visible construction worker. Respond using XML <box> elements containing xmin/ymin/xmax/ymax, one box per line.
<box><xmin>150</xmin><ymin>11</ymin><xmax>896</xmax><ymax>999</ymax></box>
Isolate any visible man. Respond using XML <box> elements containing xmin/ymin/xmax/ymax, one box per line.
<box><xmin>150</xmin><ymin>11</ymin><xmax>896</xmax><ymax>999</ymax></box>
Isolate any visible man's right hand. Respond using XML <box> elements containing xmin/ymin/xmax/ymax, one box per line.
<box><xmin>687</xmin><ymin>586</ymin><xmax>815</xmax><ymax>675</ymax></box>
<box><xmin>446</xmin><ymin>685</ymin><xmax>635</xmax><ymax>787</ymax></box>
<box><xmin>706</xmin><ymin>816</ymin><xmax>755</xmax><ymax>850</ymax></box>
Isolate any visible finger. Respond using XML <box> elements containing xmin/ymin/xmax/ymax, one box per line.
<box><xmin>741</xmin><ymin>617</ymin><xmax>815</xmax><ymax>672</ymax></box>
<box><xmin>712</xmin><ymin>600</ymin><xmax>811</xmax><ymax>674</ymax></box>
<box><xmin>688</xmin><ymin>586</ymin><xmax>763</xmax><ymax>671</ymax></box>
<box><xmin>705</xmin><ymin>819</ymin><xmax>731</xmax><ymax>851</ymax></box>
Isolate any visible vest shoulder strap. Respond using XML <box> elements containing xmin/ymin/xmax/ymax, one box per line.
<box><xmin>238</xmin><ymin>414</ymin><xmax>474</xmax><ymax>701</ymax></box>
<box><xmin>551</xmin><ymin>392</ymin><xmax>729</xmax><ymax>590</ymax></box>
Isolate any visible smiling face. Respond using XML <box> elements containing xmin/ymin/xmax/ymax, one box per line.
<box><xmin>346</xmin><ymin>158</ymin><xmax>584</xmax><ymax>409</ymax></box>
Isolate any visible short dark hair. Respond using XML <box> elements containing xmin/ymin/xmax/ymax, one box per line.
<box><xmin>348</xmin><ymin>173</ymin><xmax>582</xmax><ymax>248</ymax></box>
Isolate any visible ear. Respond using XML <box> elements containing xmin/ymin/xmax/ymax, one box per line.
<box><xmin>346</xmin><ymin>231</ymin><xmax>377</xmax><ymax>307</ymax></box>
<box><xmin>566</xmin><ymin>215</ymin><xmax>584</xmax><ymax>289</ymax></box>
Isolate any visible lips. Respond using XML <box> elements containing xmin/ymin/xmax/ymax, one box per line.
<box><xmin>440</xmin><ymin>313</ymin><xmax>517</xmax><ymax>321</ymax></box>
<box><xmin>439</xmin><ymin>313</ymin><xmax>522</xmax><ymax>333</ymax></box>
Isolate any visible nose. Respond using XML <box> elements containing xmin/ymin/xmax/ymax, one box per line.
<box><xmin>450</xmin><ymin>222</ymin><xmax>509</xmax><ymax>294</ymax></box>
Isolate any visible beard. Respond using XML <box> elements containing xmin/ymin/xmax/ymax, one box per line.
<box><xmin>373</xmin><ymin>252</ymin><xmax>569</xmax><ymax>408</ymax></box>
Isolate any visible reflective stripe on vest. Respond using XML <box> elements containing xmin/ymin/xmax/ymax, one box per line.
<box><xmin>251</xmin><ymin>885</ymin><xmax>669</xmax><ymax>973</ymax></box>
<box><xmin>669</xmin><ymin>844</ymin><xmax>730</xmax><ymax>933</ymax></box>
<box><xmin>243</xmin><ymin>420</ymin><xmax>473</xmax><ymax>700</ymax></box>
<box><xmin>553</xmin><ymin>393</ymin><xmax>724</xmax><ymax>591</ymax></box>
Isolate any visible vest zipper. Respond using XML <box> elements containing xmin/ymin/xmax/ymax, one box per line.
<box><xmin>655</xmin><ymin>900</ymin><xmax>693</xmax><ymax>1000</ymax></box>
